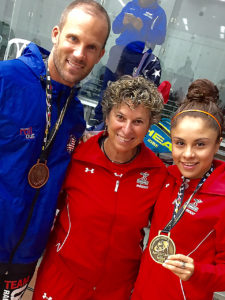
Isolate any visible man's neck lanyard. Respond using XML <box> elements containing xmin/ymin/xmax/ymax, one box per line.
<box><xmin>28</xmin><ymin>67</ymin><xmax>75</xmax><ymax>189</ymax></box>
<box><xmin>162</xmin><ymin>164</ymin><xmax>214</xmax><ymax>234</ymax></box>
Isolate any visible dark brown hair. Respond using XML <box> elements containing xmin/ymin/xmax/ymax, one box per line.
<box><xmin>59</xmin><ymin>0</ymin><xmax>111</xmax><ymax>48</ymax></box>
<box><xmin>171</xmin><ymin>79</ymin><xmax>224</xmax><ymax>140</ymax></box>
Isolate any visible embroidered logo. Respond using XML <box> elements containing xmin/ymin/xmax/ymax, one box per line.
<box><xmin>114</xmin><ymin>172</ymin><xmax>123</xmax><ymax>178</ymax></box>
<box><xmin>67</xmin><ymin>135</ymin><xmax>76</xmax><ymax>154</ymax></box>
<box><xmin>136</xmin><ymin>172</ymin><xmax>149</xmax><ymax>189</ymax></box>
<box><xmin>85</xmin><ymin>168</ymin><xmax>95</xmax><ymax>173</ymax></box>
<box><xmin>186</xmin><ymin>198</ymin><xmax>203</xmax><ymax>215</ymax></box>
<box><xmin>20</xmin><ymin>127</ymin><xmax>35</xmax><ymax>140</ymax></box>
<box><xmin>43</xmin><ymin>292</ymin><xmax>53</xmax><ymax>300</ymax></box>
<box><xmin>144</xmin><ymin>12</ymin><xmax>153</xmax><ymax>19</ymax></box>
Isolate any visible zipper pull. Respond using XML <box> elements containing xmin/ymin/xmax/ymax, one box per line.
<box><xmin>114</xmin><ymin>180</ymin><xmax>119</xmax><ymax>192</ymax></box>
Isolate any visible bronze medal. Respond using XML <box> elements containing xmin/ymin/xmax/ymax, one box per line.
<box><xmin>149</xmin><ymin>231</ymin><xmax>176</xmax><ymax>264</ymax></box>
<box><xmin>28</xmin><ymin>160</ymin><xmax>49</xmax><ymax>189</ymax></box>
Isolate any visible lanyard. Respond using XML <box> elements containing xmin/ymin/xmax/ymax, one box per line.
<box><xmin>28</xmin><ymin>66</ymin><xmax>75</xmax><ymax>189</ymax></box>
<box><xmin>39</xmin><ymin>68</ymin><xmax>74</xmax><ymax>162</ymax></box>
<box><xmin>161</xmin><ymin>165</ymin><xmax>214</xmax><ymax>234</ymax></box>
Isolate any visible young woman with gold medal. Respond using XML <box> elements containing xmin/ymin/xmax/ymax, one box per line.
<box><xmin>132</xmin><ymin>79</ymin><xmax>225</xmax><ymax>300</ymax></box>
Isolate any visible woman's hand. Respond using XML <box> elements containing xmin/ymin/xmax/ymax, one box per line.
<box><xmin>81</xmin><ymin>130</ymin><xmax>99</xmax><ymax>143</ymax></box>
<box><xmin>162</xmin><ymin>254</ymin><xmax>194</xmax><ymax>281</ymax></box>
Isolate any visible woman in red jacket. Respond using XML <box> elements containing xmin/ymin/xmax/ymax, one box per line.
<box><xmin>33</xmin><ymin>75</ymin><xmax>167</xmax><ymax>300</ymax></box>
<box><xmin>132</xmin><ymin>79</ymin><xmax>225</xmax><ymax>300</ymax></box>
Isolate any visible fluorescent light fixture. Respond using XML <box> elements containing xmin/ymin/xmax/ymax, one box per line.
<box><xmin>182</xmin><ymin>18</ymin><xmax>188</xmax><ymax>25</ymax></box>
<box><xmin>220</xmin><ymin>26</ymin><xmax>225</xmax><ymax>33</ymax></box>
<box><xmin>220</xmin><ymin>33</ymin><xmax>224</xmax><ymax>39</ymax></box>
<box><xmin>117</xmin><ymin>0</ymin><xmax>125</xmax><ymax>7</ymax></box>
<box><xmin>185</xmin><ymin>25</ymin><xmax>189</xmax><ymax>31</ymax></box>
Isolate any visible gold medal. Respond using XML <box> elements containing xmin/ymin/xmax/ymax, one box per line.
<box><xmin>28</xmin><ymin>160</ymin><xmax>49</xmax><ymax>189</ymax></box>
<box><xmin>149</xmin><ymin>231</ymin><xmax>176</xmax><ymax>264</ymax></box>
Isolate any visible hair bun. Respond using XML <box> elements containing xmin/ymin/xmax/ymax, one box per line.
<box><xmin>186</xmin><ymin>79</ymin><xmax>219</xmax><ymax>104</ymax></box>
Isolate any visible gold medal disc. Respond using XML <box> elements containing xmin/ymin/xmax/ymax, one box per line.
<box><xmin>149</xmin><ymin>232</ymin><xmax>176</xmax><ymax>264</ymax></box>
<box><xmin>28</xmin><ymin>160</ymin><xmax>49</xmax><ymax>189</ymax></box>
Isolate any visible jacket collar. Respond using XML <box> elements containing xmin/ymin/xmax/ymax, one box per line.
<box><xmin>168</xmin><ymin>160</ymin><xmax>225</xmax><ymax>195</ymax></box>
<box><xmin>74</xmin><ymin>131</ymin><xmax>165</xmax><ymax>171</ymax></box>
<box><xmin>17</xmin><ymin>42</ymin><xmax>80</xmax><ymax>96</ymax></box>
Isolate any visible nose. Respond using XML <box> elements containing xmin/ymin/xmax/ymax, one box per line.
<box><xmin>122</xmin><ymin>121</ymin><xmax>133</xmax><ymax>135</ymax></box>
<box><xmin>73</xmin><ymin>45</ymin><xmax>85</xmax><ymax>60</ymax></box>
<box><xmin>183</xmin><ymin>146</ymin><xmax>194</xmax><ymax>158</ymax></box>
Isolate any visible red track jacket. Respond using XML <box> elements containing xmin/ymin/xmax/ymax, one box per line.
<box><xmin>132</xmin><ymin>160</ymin><xmax>225</xmax><ymax>300</ymax></box>
<box><xmin>33</xmin><ymin>132</ymin><xmax>167</xmax><ymax>300</ymax></box>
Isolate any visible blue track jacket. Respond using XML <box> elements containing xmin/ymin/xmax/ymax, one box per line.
<box><xmin>0</xmin><ymin>43</ymin><xmax>86</xmax><ymax>264</ymax></box>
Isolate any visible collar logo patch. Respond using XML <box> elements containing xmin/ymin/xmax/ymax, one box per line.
<box><xmin>20</xmin><ymin>127</ymin><xmax>35</xmax><ymax>140</ymax></box>
<box><xmin>136</xmin><ymin>172</ymin><xmax>149</xmax><ymax>189</ymax></box>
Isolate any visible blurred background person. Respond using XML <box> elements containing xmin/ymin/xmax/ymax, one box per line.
<box><xmin>92</xmin><ymin>0</ymin><xmax>167</xmax><ymax>125</ymax></box>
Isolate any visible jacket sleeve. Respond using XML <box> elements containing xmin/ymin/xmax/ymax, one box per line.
<box><xmin>144</xmin><ymin>9</ymin><xmax>167</xmax><ymax>46</ymax></box>
<box><xmin>185</xmin><ymin>208</ymin><xmax>225</xmax><ymax>292</ymax></box>
<box><xmin>112</xmin><ymin>3</ymin><xmax>131</xmax><ymax>34</ymax></box>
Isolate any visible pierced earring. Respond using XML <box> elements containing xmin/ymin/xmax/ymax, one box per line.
<box><xmin>104</xmin><ymin>124</ymin><xmax>108</xmax><ymax>136</ymax></box>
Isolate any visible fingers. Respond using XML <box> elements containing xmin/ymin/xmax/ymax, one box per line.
<box><xmin>82</xmin><ymin>131</ymin><xmax>99</xmax><ymax>143</ymax></box>
<box><xmin>162</xmin><ymin>254</ymin><xmax>194</xmax><ymax>281</ymax></box>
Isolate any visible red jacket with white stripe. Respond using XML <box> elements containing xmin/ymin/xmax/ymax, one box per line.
<box><xmin>47</xmin><ymin>132</ymin><xmax>167</xmax><ymax>292</ymax></box>
<box><xmin>132</xmin><ymin>160</ymin><xmax>225</xmax><ymax>300</ymax></box>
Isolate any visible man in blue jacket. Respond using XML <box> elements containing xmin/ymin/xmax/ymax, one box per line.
<box><xmin>92</xmin><ymin>0</ymin><xmax>167</xmax><ymax>124</ymax></box>
<box><xmin>0</xmin><ymin>0</ymin><xmax>110</xmax><ymax>298</ymax></box>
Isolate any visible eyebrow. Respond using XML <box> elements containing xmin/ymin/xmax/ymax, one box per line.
<box><xmin>115</xmin><ymin>111</ymin><xmax>144</xmax><ymax>120</ymax></box>
<box><xmin>172</xmin><ymin>137</ymin><xmax>210</xmax><ymax>142</ymax></box>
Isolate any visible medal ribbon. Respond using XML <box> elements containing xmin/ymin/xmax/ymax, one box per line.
<box><xmin>39</xmin><ymin>68</ymin><xmax>75</xmax><ymax>162</ymax></box>
<box><xmin>161</xmin><ymin>165</ymin><xmax>214</xmax><ymax>234</ymax></box>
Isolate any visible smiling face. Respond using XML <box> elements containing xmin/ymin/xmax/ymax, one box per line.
<box><xmin>171</xmin><ymin>116</ymin><xmax>221</xmax><ymax>179</ymax></box>
<box><xmin>105</xmin><ymin>101</ymin><xmax>150</xmax><ymax>162</ymax></box>
<box><xmin>48</xmin><ymin>7</ymin><xmax>107</xmax><ymax>86</ymax></box>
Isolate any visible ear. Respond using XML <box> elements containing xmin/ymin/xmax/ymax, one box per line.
<box><xmin>219</xmin><ymin>136</ymin><xmax>223</xmax><ymax>144</ymax></box>
<box><xmin>51</xmin><ymin>26</ymin><xmax>60</xmax><ymax>45</ymax></box>
<box><xmin>215</xmin><ymin>136</ymin><xmax>223</xmax><ymax>154</ymax></box>
<box><xmin>96</xmin><ymin>48</ymin><xmax>105</xmax><ymax>63</ymax></box>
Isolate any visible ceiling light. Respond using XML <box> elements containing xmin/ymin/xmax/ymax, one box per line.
<box><xmin>182</xmin><ymin>18</ymin><xmax>188</xmax><ymax>25</ymax></box>
<box><xmin>117</xmin><ymin>0</ymin><xmax>125</xmax><ymax>7</ymax></box>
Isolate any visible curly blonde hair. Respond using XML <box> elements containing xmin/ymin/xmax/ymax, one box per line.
<box><xmin>101</xmin><ymin>75</ymin><xmax>164</xmax><ymax>125</ymax></box>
